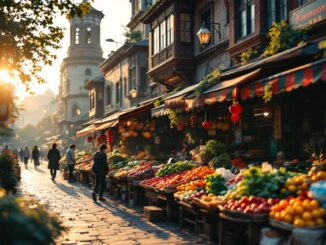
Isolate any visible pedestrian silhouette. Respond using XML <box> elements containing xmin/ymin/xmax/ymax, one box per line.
<box><xmin>47</xmin><ymin>143</ymin><xmax>61</xmax><ymax>182</ymax></box>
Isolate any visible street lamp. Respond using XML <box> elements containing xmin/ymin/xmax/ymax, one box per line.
<box><xmin>129</xmin><ymin>89</ymin><xmax>138</xmax><ymax>99</ymax></box>
<box><xmin>105</xmin><ymin>38</ymin><xmax>123</xmax><ymax>50</ymax></box>
<box><xmin>197</xmin><ymin>22</ymin><xmax>221</xmax><ymax>47</ymax></box>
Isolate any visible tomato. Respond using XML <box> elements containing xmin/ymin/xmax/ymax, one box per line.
<box><xmin>279</xmin><ymin>200</ymin><xmax>289</xmax><ymax>209</ymax></box>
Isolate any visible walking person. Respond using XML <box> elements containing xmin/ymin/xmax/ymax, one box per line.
<box><xmin>65</xmin><ymin>144</ymin><xmax>76</xmax><ymax>183</ymax></box>
<box><xmin>91</xmin><ymin>144</ymin><xmax>109</xmax><ymax>202</ymax></box>
<box><xmin>19</xmin><ymin>148</ymin><xmax>24</xmax><ymax>163</ymax></box>
<box><xmin>23</xmin><ymin>147</ymin><xmax>30</xmax><ymax>168</ymax></box>
<box><xmin>47</xmin><ymin>143</ymin><xmax>61</xmax><ymax>182</ymax></box>
<box><xmin>32</xmin><ymin>146</ymin><xmax>40</xmax><ymax>169</ymax></box>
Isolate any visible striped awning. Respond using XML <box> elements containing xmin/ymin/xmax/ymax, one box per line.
<box><xmin>76</xmin><ymin>124</ymin><xmax>94</xmax><ymax>138</ymax></box>
<box><xmin>164</xmin><ymin>83</ymin><xmax>200</xmax><ymax>108</ymax></box>
<box><xmin>185</xmin><ymin>69</ymin><xmax>261</xmax><ymax>109</ymax></box>
<box><xmin>240</xmin><ymin>58</ymin><xmax>326</xmax><ymax>100</ymax></box>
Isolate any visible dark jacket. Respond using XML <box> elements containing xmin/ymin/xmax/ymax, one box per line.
<box><xmin>32</xmin><ymin>149</ymin><xmax>40</xmax><ymax>159</ymax></box>
<box><xmin>47</xmin><ymin>148</ymin><xmax>61</xmax><ymax>170</ymax></box>
<box><xmin>92</xmin><ymin>151</ymin><xmax>109</xmax><ymax>175</ymax></box>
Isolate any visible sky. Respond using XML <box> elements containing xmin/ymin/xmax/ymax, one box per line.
<box><xmin>14</xmin><ymin>0</ymin><xmax>132</xmax><ymax>99</ymax></box>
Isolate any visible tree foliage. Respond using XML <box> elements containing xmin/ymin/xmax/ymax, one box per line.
<box><xmin>0</xmin><ymin>0</ymin><xmax>92</xmax><ymax>88</ymax></box>
<box><xmin>124</xmin><ymin>29</ymin><xmax>142</xmax><ymax>43</ymax></box>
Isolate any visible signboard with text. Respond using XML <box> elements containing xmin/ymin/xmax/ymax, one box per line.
<box><xmin>290</xmin><ymin>0</ymin><xmax>326</xmax><ymax>30</ymax></box>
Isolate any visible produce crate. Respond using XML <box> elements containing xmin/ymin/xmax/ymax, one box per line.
<box><xmin>144</xmin><ymin>206</ymin><xmax>165</xmax><ymax>222</ymax></box>
<box><xmin>62</xmin><ymin>171</ymin><xmax>69</xmax><ymax>180</ymax></box>
<box><xmin>269</xmin><ymin>218</ymin><xmax>326</xmax><ymax>232</ymax></box>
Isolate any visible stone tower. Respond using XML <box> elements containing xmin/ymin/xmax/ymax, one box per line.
<box><xmin>58</xmin><ymin>4</ymin><xmax>104</xmax><ymax>129</ymax></box>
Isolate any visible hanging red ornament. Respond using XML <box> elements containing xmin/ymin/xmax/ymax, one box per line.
<box><xmin>177</xmin><ymin>120</ymin><xmax>184</xmax><ymax>131</ymax></box>
<box><xmin>106</xmin><ymin>130</ymin><xmax>113</xmax><ymax>145</ymax></box>
<box><xmin>97</xmin><ymin>134</ymin><xmax>107</xmax><ymax>145</ymax></box>
<box><xmin>8</xmin><ymin>118</ymin><xmax>16</xmax><ymax>125</ymax></box>
<box><xmin>229</xmin><ymin>102</ymin><xmax>242</xmax><ymax>115</ymax></box>
<box><xmin>87</xmin><ymin>135</ymin><xmax>93</xmax><ymax>143</ymax></box>
<box><xmin>202</xmin><ymin>120</ymin><xmax>211</xmax><ymax>129</ymax></box>
<box><xmin>231</xmin><ymin>114</ymin><xmax>240</xmax><ymax>124</ymax></box>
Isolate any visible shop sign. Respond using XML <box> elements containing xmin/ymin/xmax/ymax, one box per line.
<box><xmin>274</xmin><ymin>104</ymin><xmax>282</xmax><ymax>140</ymax></box>
<box><xmin>290</xmin><ymin>0</ymin><xmax>326</xmax><ymax>30</ymax></box>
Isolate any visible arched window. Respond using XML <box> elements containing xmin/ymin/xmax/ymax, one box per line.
<box><xmin>74</xmin><ymin>27</ymin><xmax>80</xmax><ymax>44</ymax></box>
<box><xmin>85</xmin><ymin>68</ymin><xmax>92</xmax><ymax>76</ymax></box>
<box><xmin>86</xmin><ymin>26</ymin><xmax>92</xmax><ymax>44</ymax></box>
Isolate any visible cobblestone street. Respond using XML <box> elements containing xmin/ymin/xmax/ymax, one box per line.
<box><xmin>20</xmin><ymin>163</ymin><xmax>209</xmax><ymax>245</ymax></box>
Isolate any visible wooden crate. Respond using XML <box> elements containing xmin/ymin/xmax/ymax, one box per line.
<box><xmin>62</xmin><ymin>171</ymin><xmax>69</xmax><ymax>180</ymax></box>
<box><xmin>144</xmin><ymin>206</ymin><xmax>165</xmax><ymax>222</ymax></box>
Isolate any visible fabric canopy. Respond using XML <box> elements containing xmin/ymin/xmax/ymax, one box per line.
<box><xmin>164</xmin><ymin>83</ymin><xmax>200</xmax><ymax>108</ymax></box>
<box><xmin>240</xmin><ymin>58</ymin><xmax>326</xmax><ymax>100</ymax></box>
<box><xmin>185</xmin><ymin>69</ymin><xmax>261</xmax><ymax>109</ymax></box>
<box><xmin>76</xmin><ymin>124</ymin><xmax>94</xmax><ymax>138</ymax></box>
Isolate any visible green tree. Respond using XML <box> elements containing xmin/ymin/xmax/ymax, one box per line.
<box><xmin>0</xmin><ymin>0</ymin><xmax>92</xmax><ymax>88</ymax></box>
<box><xmin>124</xmin><ymin>29</ymin><xmax>142</xmax><ymax>43</ymax></box>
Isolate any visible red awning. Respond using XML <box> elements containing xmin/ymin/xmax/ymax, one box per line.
<box><xmin>185</xmin><ymin>69</ymin><xmax>261</xmax><ymax>109</ymax></box>
<box><xmin>76</xmin><ymin>125</ymin><xmax>94</xmax><ymax>138</ymax></box>
<box><xmin>240</xmin><ymin>58</ymin><xmax>326</xmax><ymax>100</ymax></box>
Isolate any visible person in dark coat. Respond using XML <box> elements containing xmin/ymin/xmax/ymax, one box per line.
<box><xmin>47</xmin><ymin>143</ymin><xmax>61</xmax><ymax>181</ymax></box>
<box><xmin>91</xmin><ymin>144</ymin><xmax>109</xmax><ymax>202</ymax></box>
<box><xmin>32</xmin><ymin>145</ymin><xmax>40</xmax><ymax>169</ymax></box>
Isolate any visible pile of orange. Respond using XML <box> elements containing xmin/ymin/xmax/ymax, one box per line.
<box><xmin>283</xmin><ymin>174</ymin><xmax>309</xmax><ymax>195</ymax></box>
<box><xmin>308</xmin><ymin>171</ymin><xmax>326</xmax><ymax>183</ymax></box>
<box><xmin>179</xmin><ymin>166</ymin><xmax>214</xmax><ymax>183</ymax></box>
<box><xmin>270</xmin><ymin>196</ymin><xmax>326</xmax><ymax>227</ymax></box>
<box><xmin>176</xmin><ymin>179</ymin><xmax>205</xmax><ymax>192</ymax></box>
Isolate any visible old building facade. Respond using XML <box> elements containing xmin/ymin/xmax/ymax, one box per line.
<box><xmin>58</xmin><ymin>6</ymin><xmax>104</xmax><ymax>132</ymax></box>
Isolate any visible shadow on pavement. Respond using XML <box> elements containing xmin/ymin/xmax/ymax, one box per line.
<box><xmin>54</xmin><ymin>182</ymin><xmax>79</xmax><ymax>197</ymax></box>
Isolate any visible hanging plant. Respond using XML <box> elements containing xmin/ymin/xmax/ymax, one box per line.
<box><xmin>168</xmin><ymin>109</ymin><xmax>182</xmax><ymax>128</ymax></box>
<box><xmin>195</xmin><ymin>69</ymin><xmax>221</xmax><ymax>98</ymax></box>
<box><xmin>263</xmin><ymin>21</ymin><xmax>307</xmax><ymax>58</ymax></box>
<box><xmin>263</xmin><ymin>84</ymin><xmax>273</xmax><ymax>103</ymax></box>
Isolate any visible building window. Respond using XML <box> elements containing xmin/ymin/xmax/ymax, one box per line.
<box><xmin>74</xmin><ymin>27</ymin><xmax>80</xmax><ymax>44</ymax></box>
<box><xmin>85</xmin><ymin>68</ymin><xmax>92</xmax><ymax>76</ymax></box>
<box><xmin>86</xmin><ymin>26</ymin><xmax>92</xmax><ymax>44</ymax></box>
<box><xmin>116</xmin><ymin>81</ymin><xmax>120</xmax><ymax>104</ymax></box>
<box><xmin>266</xmin><ymin>0</ymin><xmax>287</xmax><ymax>30</ymax></box>
<box><xmin>139</xmin><ymin>67</ymin><xmax>148</xmax><ymax>95</ymax></box>
<box><xmin>237</xmin><ymin>0</ymin><xmax>255</xmax><ymax>39</ymax></box>
<box><xmin>166</xmin><ymin>15</ymin><xmax>174</xmax><ymax>46</ymax></box>
<box><xmin>106</xmin><ymin>85</ymin><xmax>111</xmax><ymax>106</ymax></box>
<box><xmin>123</xmin><ymin>77</ymin><xmax>127</xmax><ymax>96</ymax></box>
<box><xmin>153</xmin><ymin>26</ymin><xmax>160</xmax><ymax>54</ymax></box>
<box><xmin>90</xmin><ymin>93</ymin><xmax>95</xmax><ymax>109</ymax></box>
<box><xmin>160</xmin><ymin>20</ymin><xmax>166</xmax><ymax>50</ymax></box>
<box><xmin>180</xmin><ymin>13</ymin><xmax>191</xmax><ymax>43</ymax></box>
<box><xmin>129</xmin><ymin>67</ymin><xmax>136</xmax><ymax>90</ymax></box>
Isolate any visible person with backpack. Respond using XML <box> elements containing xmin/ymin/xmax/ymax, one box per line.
<box><xmin>91</xmin><ymin>144</ymin><xmax>109</xmax><ymax>202</ymax></box>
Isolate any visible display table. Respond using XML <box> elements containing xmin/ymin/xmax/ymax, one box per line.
<box><xmin>196</xmin><ymin>206</ymin><xmax>219</xmax><ymax>242</ymax></box>
<box><xmin>177</xmin><ymin>200</ymin><xmax>197</xmax><ymax>232</ymax></box>
<box><xmin>218</xmin><ymin>212</ymin><xmax>268</xmax><ymax>245</ymax></box>
<box><xmin>128</xmin><ymin>180</ymin><xmax>147</xmax><ymax>206</ymax></box>
<box><xmin>145</xmin><ymin>189</ymin><xmax>178</xmax><ymax>220</ymax></box>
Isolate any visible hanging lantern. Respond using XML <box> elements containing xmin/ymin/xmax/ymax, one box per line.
<box><xmin>87</xmin><ymin>135</ymin><xmax>93</xmax><ymax>143</ymax></box>
<box><xmin>231</xmin><ymin>114</ymin><xmax>240</xmax><ymax>124</ymax></box>
<box><xmin>8</xmin><ymin>118</ymin><xmax>16</xmax><ymax>125</ymax></box>
<box><xmin>229</xmin><ymin>101</ymin><xmax>242</xmax><ymax>115</ymax></box>
<box><xmin>107</xmin><ymin>130</ymin><xmax>113</xmax><ymax>145</ymax></box>
<box><xmin>202</xmin><ymin>120</ymin><xmax>211</xmax><ymax>129</ymax></box>
<box><xmin>177</xmin><ymin>120</ymin><xmax>184</xmax><ymax>131</ymax></box>
<box><xmin>97</xmin><ymin>134</ymin><xmax>107</xmax><ymax>145</ymax></box>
